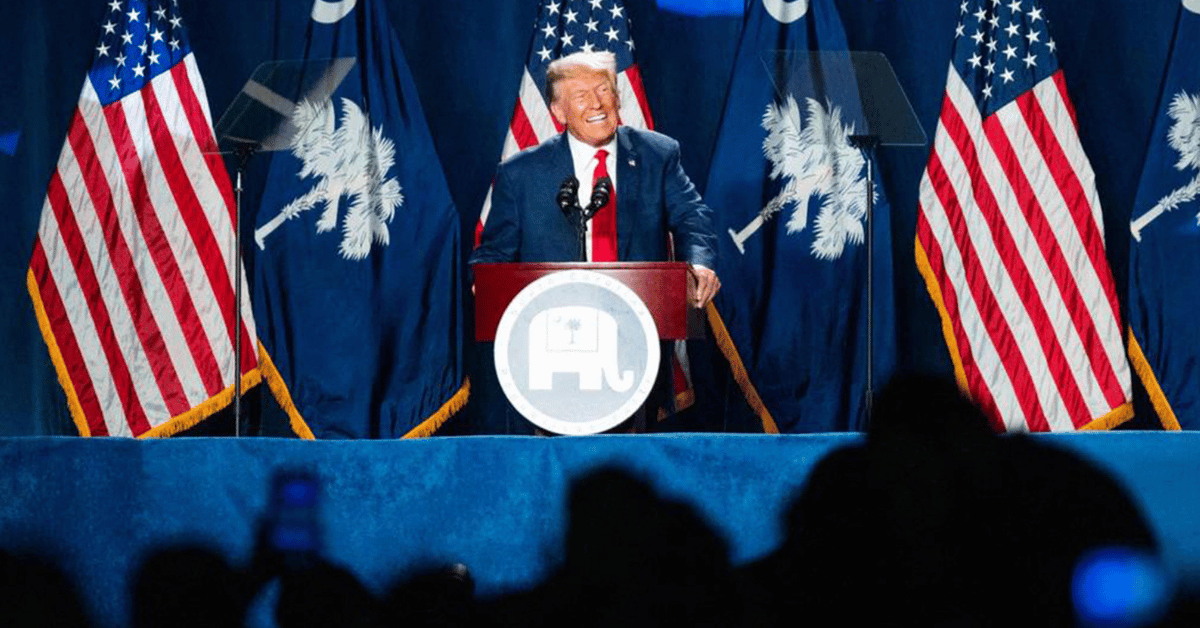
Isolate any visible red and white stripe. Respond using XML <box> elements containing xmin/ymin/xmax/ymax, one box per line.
<box><xmin>29</xmin><ymin>54</ymin><xmax>257</xmax><ymax>437</ymax></box>
<box><xmin>917</xmin><ymin>65</ymin><xmax>1130</xmax><ymax>432</ymax></box>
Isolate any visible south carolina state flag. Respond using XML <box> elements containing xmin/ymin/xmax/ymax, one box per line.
<box><xmin>253</xmin><ymin>0</ymin><xmax>466</xmax><ymax>438</ymax></box>
<box><xmin>1127</xmin><ymin>0</ymin><xmax>1200</xmax><ymax>430</ymax></box>
<box><xmin>704</xmin><ymin>0</ymin><xmax>897</xmax><ymax>432</ymax></box>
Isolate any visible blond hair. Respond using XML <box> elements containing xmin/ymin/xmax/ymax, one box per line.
<box><xmin>545</xmin><ymin>51</ymin><xmax>618</xmax><ymax>103</ymax></box>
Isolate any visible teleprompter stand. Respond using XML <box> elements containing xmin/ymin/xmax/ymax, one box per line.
<box><xmin>208</xmin><ymin>57</ymin><xmax>355</xmax><ymax>435</ymax></box>
<box><xmin>762</xmin><ymin>51</ymin><xmax>926</xmax><ymax>420</ymax></box>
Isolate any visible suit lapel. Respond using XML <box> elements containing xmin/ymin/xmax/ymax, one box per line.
<box><xmin>550</xmin><ymin>132</ymin><xmax>574</xmax><ymax>184</ymax></box>
<box><xmin>546</xmin><ymin>134</ymin><xmax>578</xmax><ymax>258</ymax></box>
<box><xmin>616</xmin><ymin>127</ymin><xmax>639</xmax><ymax>261</ymax></box>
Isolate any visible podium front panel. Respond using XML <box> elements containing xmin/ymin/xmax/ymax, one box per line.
<box><xmin>473</xmin><ymin>262</ymin><xmax>699</xmax><ymax>341</ymax></box>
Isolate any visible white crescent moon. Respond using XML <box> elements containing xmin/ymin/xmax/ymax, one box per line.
<box><xmin>1184</xmin><ymin>0</ymin><xmax>1200</xmax><ymax>14</ymax></box>
<box><xmin>762</xmin><ymin>0</ymin><xmax>809</xmax><ymax>23</ymax></box>
<box><xmin>312</xmin><ymin>0</ymin><xmax>357</xmax><ymax>24</ymax></box>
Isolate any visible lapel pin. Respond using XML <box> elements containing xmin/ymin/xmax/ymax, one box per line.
<box><xmin>628</xmin><ymin>158</ymin><xmax>636</xmax><ymax>167</ymax></box>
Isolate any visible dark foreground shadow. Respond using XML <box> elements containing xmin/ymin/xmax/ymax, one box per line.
<box><xmin>739</xmin><ymin>373</ymin><xmax>1162</xmax><ymax>627</ymax></box>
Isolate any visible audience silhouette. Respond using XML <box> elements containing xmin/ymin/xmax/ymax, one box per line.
<box><xmin>481</xmin><ymin>467</ymin><xmax>740</xmax><ymax>627</ymax></box>
<box><xmin>740</xmin><ymin>374</ymin><xmax>1162</xmax><ymax>627</ymax></box>
<box><xmin>3</xmin><ymin>374</ymin><xmax>1197</xmax><ymax>627</ymax></box>
<box><xmin>131</xmin><ymin>545</ymin><xmax>254</xmax><ymax>628</ymax></box>
<box><xmin>0</xmin><ymin>549</ymin><xmax>91</xmax><ymax>628</ymax></box>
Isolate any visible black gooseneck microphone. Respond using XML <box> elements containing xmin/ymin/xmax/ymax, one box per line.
<box><xmin>557</xmin><ymin>175</ymin><xmax>586</xmax><ymax>261</ymax></box>
<box><xmin>557</xmin><ymin>176</ymin><xmax>580</xmax><ymax>215</ymax></box>
<box><xmin>585</xmin><ymin>176</ymin><xmax>612</xmax><ymax>218</ymax></box>
<box><xmin>557</xmin><ymin>174</ymin><xmax>613</xmax><ymax>262</ymax></box>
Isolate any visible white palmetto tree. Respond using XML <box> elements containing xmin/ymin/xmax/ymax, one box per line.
<box><xmin>760</xmin><ymin>95</ymin><xmax>871</xmax><ymax>260</ymax></box>
<box><xmin>1163</xmin><ymin>92</ymin><xmax>1200</xmax><ymax>223</ymax></box>
<box><xmin>264</xmin><ymin>97</ymin><xmax>404</xmax><ymax>260</ymax></box>
<box><xmin>1131</xmin><ymin>91</ymin><xmax>1200</xmax><ymax>241</ymax></box>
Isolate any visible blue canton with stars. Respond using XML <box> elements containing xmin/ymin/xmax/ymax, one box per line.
<box><xmin>954</xmin><ymin>0</ymin><xmax>1059</xmax><ymax>116</ymax></box>
<box><xmin>528</xmin><ymin>0</ymin><xmax>636</xmax><ymax>95</ymax></box>
<box><xmin>87</xmin><ymin>0</ymin><xmax>192</xmax><ymax>106</ymax></box>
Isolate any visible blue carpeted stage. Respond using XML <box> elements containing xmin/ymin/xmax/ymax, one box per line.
<box><xmin>1</xmin><ymin>433</ymin><xmax>1198</xmax><ymax>626</ymax></box>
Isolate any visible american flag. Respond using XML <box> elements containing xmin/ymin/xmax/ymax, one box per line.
<box><xmin>26</xmin><ymin>0</ymin><xmax>258</xmax><ymax>437</ymax></box>
<box><xmin>916</xmin><ymin>0</ymin><xmax>1132</xmax><ymax>432</ymax></box>
<box><xmin>482</xmin><ymin>0</ymin><xmax>695</xmax><ymax>413</ymax></box>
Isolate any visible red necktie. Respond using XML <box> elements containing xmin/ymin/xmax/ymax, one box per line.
<box><xmin>591</xmin><ymin>149</ymin><xmax>617</xmax><ymax>262</ymax></box>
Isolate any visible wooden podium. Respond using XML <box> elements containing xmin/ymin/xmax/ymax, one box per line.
<box><xmin>473</xmin><ymin>262</ymin><xmax>704</xmax><ymax>341</ymax></box>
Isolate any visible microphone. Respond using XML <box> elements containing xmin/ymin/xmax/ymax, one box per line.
<box><xmin>585</xmin><ymin>176</ymin><xmax>612</xmax><ymax>218</ymax></box>
<box><xmin>557</xmin><ymin>176</ymin><xmax>580</xmax><ymax>215</ymax></box>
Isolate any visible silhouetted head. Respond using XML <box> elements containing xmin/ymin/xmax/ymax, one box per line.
<box><xmin>0</xmin><ymin>550</ymin><xmax>91</xmax><ymax>628</ymax></box>
<box><xmin>132</xmin><ymin>545</ymin><xmax>251</xmax><ymax>628</ymax></box>
<box><xmin>560</xmin><ymin>467</ymin><xmax>738</xmax><ymax>627</ymax></box>
<box><xmin>868</xmin><ymin>372</ymin><xmax>995</xmax><ymax>444</ymax></box>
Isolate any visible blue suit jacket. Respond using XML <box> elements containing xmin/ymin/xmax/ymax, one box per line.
<box><xmin>471</xmin><ymin>126</ymin><xmax>717</xmax><ymax>267</ymax></box>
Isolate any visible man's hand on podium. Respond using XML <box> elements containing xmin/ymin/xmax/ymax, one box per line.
<box><xmin>689</xmin><ymin>265</ymin><xmax>720</xmax><ymax>309</ymax></box>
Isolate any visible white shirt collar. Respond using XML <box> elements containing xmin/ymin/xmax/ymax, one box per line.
<box><xmin>563</xmin><ymin>131</ymin><xmax>618</xmax><ymax>262</ymax></box>
<box><xmin>565</xmin><ymin>131</ymin><xmax>617</xmax><ymax>173</ymax></box>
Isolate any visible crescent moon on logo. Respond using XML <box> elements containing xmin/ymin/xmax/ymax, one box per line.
<box><xmin>762</xmin><ymin>0</ymin><xmax>809</xmax><ymax>23</ymax></box>
<box><xmin>1184</xmin><ymin>0</ymin><xmax>1200</xmax><ymax>14</ymax></box>
<box><xmin>312</xmin><ymin>0</ymin><xmax>357</xmax><ymax>24</ymax></box>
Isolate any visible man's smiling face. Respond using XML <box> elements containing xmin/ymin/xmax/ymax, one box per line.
<box><xmin>550</xmin><ymin>70</ymin><xmax>619</xmax><ymax>147</ymax></box>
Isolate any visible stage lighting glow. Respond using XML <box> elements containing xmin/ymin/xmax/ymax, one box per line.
<box><xmin>0</xmin><ymin>131</ymin><xmax>18</xmax><ymax>156</ymax></box>
<box><xmin>1072</xmin><ymin>547</ymin><xmax>1171</xmax><ymax>628</ymax></box>
<box><xmin>655</xmin><ymin>0</ymin><xmax>743</xmax><ymax>17</ymax></box>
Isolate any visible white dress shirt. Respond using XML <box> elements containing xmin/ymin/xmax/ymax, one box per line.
<box><xmin>565</xmin><ymin>132</ymin><xmax>617</xmax><ymax>262</ymax></box>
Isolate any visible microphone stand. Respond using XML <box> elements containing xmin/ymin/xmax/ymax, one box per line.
<box><xmin>576</xmin><ymin>208</ymin><xmax>588</xmax><ymax>263</ymax></box>
<box><xmin>556</xmin><ymin>176</ymin><xmax>586</xmax><ymax>262</ymax></box>
<box><xmin>558</xmin><ymin>176</ymin><xmax>612</xmax><ymax>263</ymax></box>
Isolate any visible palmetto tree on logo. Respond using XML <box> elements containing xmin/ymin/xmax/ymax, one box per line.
<box><xmin>565</xmin><ymin>317</ymin><xmax>582</xmax><ymax>345</ymax></box>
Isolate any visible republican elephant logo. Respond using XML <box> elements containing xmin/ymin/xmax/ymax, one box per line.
<box><xmin>527</xmin><ymin>306</ymin><xmax>633</xmax><ymax>392</ymax></box>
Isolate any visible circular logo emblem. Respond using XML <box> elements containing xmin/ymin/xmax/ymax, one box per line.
<box><xmin>494</xmin><ymin>270</ymin><xmax>661</xmax><ymax>435</ymax></box>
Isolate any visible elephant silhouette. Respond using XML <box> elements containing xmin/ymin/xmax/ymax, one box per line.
<box><xmin>527</xmin><ymin>306</ymin><xmax>633</xmax><ymax>392</ymax></box>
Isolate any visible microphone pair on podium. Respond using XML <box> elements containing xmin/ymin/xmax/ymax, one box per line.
<box><xmin>557</xmin><ymin>175</ymin><xmax>612</xmax><ymax>220</ymax></box>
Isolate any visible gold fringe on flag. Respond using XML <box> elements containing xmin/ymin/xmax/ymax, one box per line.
<box><xmin>27</xmin><ymin>269</ymin><xmax>90</xmax><ymax>437</ymax></box>
<box><xmin>705</xmin><ymin>302</ymin><xmax>779</xmax><ymax>434</ymax></box>
<box><xmin>257</xmin><ymin>345</ymin><xmax>316</xmax><ymax>439</ymax></box>
<box><xmin>1127</xmin><ymin>330</ymin><xmax>1181</xmax><ymax>430</ymax></box>
<box><xmin>29</xmin><ymin>269</ymin><xmax>266</xmax><ymax>438</ymax></box>
<box><xmin>403</xmin><ymin>378</ymin><xmax>471</xmax><ymax>439</ymax></box>
<box><xmin>916</xmin><ymin>238</ymin><xmax>1136</xmax><ymax>432</ymax></box>
<box><xmin>258</xmin><ymin>343</ymin><xmax>470</xmax><ymax>439</ymax></box>
<box><xmin>141</xmin><ymin>369</ymin><xmax>263</xmax><ymax>438</ymax></box>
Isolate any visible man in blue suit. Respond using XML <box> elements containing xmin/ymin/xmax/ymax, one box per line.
<box><xmin>469</xmin><ymin>51</ymin><xmax>719</xmax><ymax>433</ymax></box>
<box><xmin>471</xmin><ymin>51</ymin><xmax>720</xmax><ymax>305</ymax></box>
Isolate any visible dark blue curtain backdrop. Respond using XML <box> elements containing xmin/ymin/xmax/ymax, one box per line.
<box><xmin>0</xmin><ymin>0</ymin><xmax>1179</xmax><ymax>435</ymax></box>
